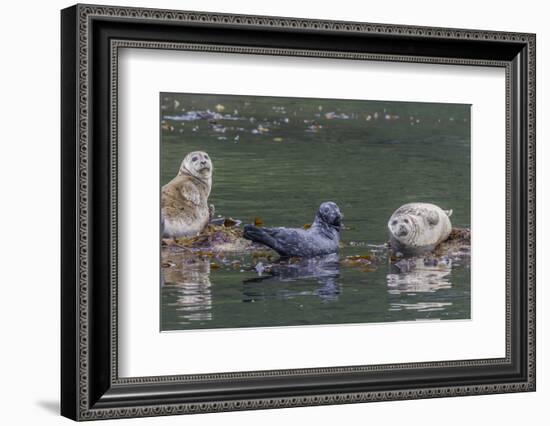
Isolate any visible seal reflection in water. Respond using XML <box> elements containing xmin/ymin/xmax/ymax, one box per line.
<box><xmin>162</xmin><ymin>254</ymin><xmax>212</xmax><ymax>324</ymax></box>
<box><xmin>243</xmin><ymin>202</ymin><xmax>343</xmax><ymax>258</ymax></box>
<box><xmin>242</xmin><ymin>253</ymin><xmax>341</xmax><ymax>303</ymax></box>
<box><xmin>386</xmin><ymin>257</ymin><xmax>453</xmax><ymax>314</ymax></box>
<box><xmin>161</xmin><ymin>151</ymin><xmax>213</xmax><ymax>238</ymax></box>
<box><xmin>388</xmin><ymin>202</ymin><xmax>453</xmax><ymax>256</ymax></box>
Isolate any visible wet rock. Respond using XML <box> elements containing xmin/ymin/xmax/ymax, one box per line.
<box><xmin>389</xmin><ymin>227</ymin><xmax>470</xmax><ymax>260</ymax></box>
<box><xmin>434</xmin><ymin>228</ymin><xmax>471</xmax><ymax>258</ymax></box>
<box><xmin>388</xmin><ymin>228</ymin><xmax>469</xmax><ymax>272</ymax></box>
<box><xmin>164</xmin><ymin>223</ymin><xmax>273</xmax><ymax>255</ymax></box>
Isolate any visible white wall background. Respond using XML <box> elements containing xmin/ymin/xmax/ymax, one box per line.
<box><xmin>0</xmin><ymin>0</ymin><xmax>546</xmax><ymax>424</ymax></box>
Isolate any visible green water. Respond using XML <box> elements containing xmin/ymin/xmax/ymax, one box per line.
<box><xmin>160</xmin><ymin>93</ymin><xmax>471</xmax><ymax>331</ymax></box>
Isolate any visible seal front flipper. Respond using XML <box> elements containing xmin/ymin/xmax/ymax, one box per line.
<box><xmin>427</xmin><ymin>210</ymin><xmax>439</xmax><ymax>226</ymax></box>
<box><xmin>178</xmin><ymin>180</ymin><xmax>202</xmax><ymax>205</ymax></box>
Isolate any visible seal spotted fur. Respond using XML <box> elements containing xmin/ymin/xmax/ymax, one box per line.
<box><xmin>243</xmin><ymin>202</ymin><xmax>343</xmax><ymax>258</ymax></box>
<box><xmin>161</xmin><ymin>151</ymin><xmax>213</xmax><ymax>238</ymax></box>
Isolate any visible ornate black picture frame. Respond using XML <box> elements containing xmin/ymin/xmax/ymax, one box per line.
<box><xmin>61</xmin><ymin>4</ymin><xmax>536</xmax><ymax>421</ymax></box>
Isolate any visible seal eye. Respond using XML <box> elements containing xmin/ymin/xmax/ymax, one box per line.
<box><xmin>204</xmin><ymin>154</ymin><xmax>209</xmax><ymax>159</ymax></box>
<box><xmin>392</xmin><ymin>220</ymin><xmax>398</xmax><ymax>226</ymax></box>
<box><xmin>192</xmin><ymin>156</ymin><xmax>198</xmax><ymax>162</ymax></box>
<box><xmin>403</xmin><ymin>218</ymin><xmax>409</xmax><ymax>224</ymax></box>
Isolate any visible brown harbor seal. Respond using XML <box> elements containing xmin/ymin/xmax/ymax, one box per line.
<box><xmin>388</xmin><ymin>202</ymin><xmax>453</xmax><ymax>255</ymax></box>
<box><xmin>161</xmin><ymin>151</ymin><xmax>213</xmax><ymax>238</ymax></box>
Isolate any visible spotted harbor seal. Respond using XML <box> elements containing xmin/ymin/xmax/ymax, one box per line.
<box><xmin>161</xmin><ymin>151</ymin><xmax>213</xmax><ymax>238</ymax></box>
<box><xmin>388</xmin><ymin>202</ymin><xmax>453</xmax><ymax>255</ymax></box>
<box><xmin>243</xmin><ymin>202</ymin><xmax>343</xmax><ymax>258</ymax></box>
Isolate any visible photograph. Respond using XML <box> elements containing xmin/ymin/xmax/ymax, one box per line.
<box><xmin>159</xmin><ymin>93</ymin><xmax>472</xmax><ymax>331</ymax></box>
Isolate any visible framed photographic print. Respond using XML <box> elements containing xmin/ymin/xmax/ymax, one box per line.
<box><xmin>61</xmin><ymin>4</ymin><xmax>536</xmax><ymax>421</ymax></box>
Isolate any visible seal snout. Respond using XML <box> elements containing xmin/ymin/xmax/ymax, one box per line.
<box><xmin>334</xmin><ymin>210</ymin><xmax>343</xmax><ymax>226</ymax></box>
<box><xmin>198</xmin><ymin>155</ymin><xmax>212</xmax><ymax>172</ymax></box>
<box><xmin>318</xmin><ymin>201</ymin><xmax>343</xmax><ymax>228</ymax></box>
<box><xmin>397</xmin><ymin>225</ymin><xmax>409</xmax><ymax>237</ymax></box>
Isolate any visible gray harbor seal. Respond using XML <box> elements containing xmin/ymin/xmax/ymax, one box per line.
<box><xmin>388</xmin><ymin>202</ymin><xmax>453</xmax><ymax>255</ymax></box>
<box><xmin>161</xmin><ymin>151</ymin><xmax>213</xmax><ymax>238</ymax></box>
<box><xmin>243</xmin><ymin>202</ymin><xmax>343</xmax><ymax>258</ymax></box>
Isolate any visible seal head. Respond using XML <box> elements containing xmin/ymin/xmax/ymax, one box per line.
<box><xmin>389</xmin><ymin>213</ymin><xmax>415</xmax><ymax>240</ymax></box>
<box><xmin>388</xmin><ymin>202</ymin><xmax>453</xmax><ymax>255</ymax></box>
<box><xmin>179</xmin><ymin>151</ymin><xmax>213</xmax><ymax>193</ymax></box>
<box><xmin>315</xmin><ymin>201</ymin><xmax>343</xmax><ymax>229</ymax></box>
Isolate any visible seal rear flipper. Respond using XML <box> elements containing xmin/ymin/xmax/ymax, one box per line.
<box><xmin>444</xmin><ymin>209</ymin><xmax>453</xmax><ymax>217</ymax></box>
<box><xmin>243</xmin><ymin>225</ymin><xmax>282</xmax><ymax>253</ymax></box>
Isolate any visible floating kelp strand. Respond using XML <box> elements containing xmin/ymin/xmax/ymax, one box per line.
<box><xmin>253</xmin><ymin>217</ymin><xmax>263</xmax><ymax>226</ymax></box>
<box><xmin>164</xmin><ymin>110</ymin><xmax>244</xmax><ymax>122</ymax></box>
